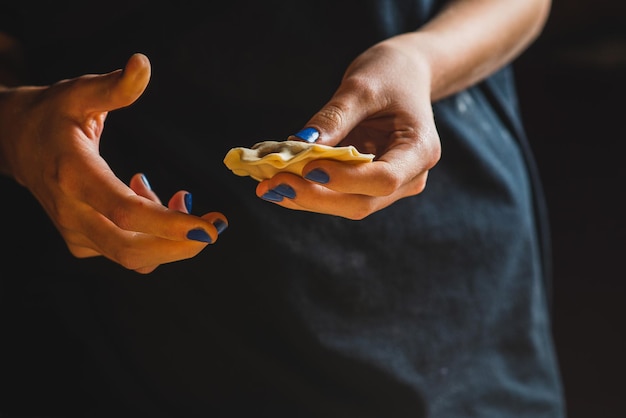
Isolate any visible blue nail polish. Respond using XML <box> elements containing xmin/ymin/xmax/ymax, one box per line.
<box><xmin>140</xmin><ymin>174</ymin><xmax>152</xmax><ymax>190</ymax></box>
<box><xmin>184</xmin><ymin>193</ymin><xmax>193</xmax><ymax>213</ymax></box>
<box><xmin>293</xmin><ymin>127</ymin><xmax>320</xmax><ymax>143</ymax></box>
<box><xmin>187</xmin><ymin>228</ymin><xmax>212</xmax><ymax>243</ymax></box>
<box><xmin>304</xmin><ymin>169</ymin><xmax>329</xmax><ymax>184</ymax></box>
<box><xmin>273</xmin><ymin>184</ymin><xmax>296</xmax><ymax>199</ymax></box>
<box><xmin>262</xmin><ymin>190</ymin><xmax>284</xmax><ymax>202</ymax></box>
<box><xmin>213</xmin><ymin>219</ymin><xmax>228</xmax><ymax>235</ymax></box>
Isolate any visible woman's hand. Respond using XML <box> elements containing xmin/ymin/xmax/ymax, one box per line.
<box><xmin>0</xmin><ymin>53</ymin><xmax>227</xmax><ymax>274</ymax></box>
<box><xmin>256</xmin><ymin>0</ymin><xmax>551</xmax><ymax>219</ymax></box>
<box><xmin>257</xmin><ymin>37</ymin><xmax>441</xmax><ymax>220</ymax></box>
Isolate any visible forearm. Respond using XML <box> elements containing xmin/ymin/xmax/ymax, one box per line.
<box><xmin>399</xmin><ymin>0</ymin><xmax>551</xmax><ymax>101</ymax></box>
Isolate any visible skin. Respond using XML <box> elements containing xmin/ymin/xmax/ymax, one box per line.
<box><xmin>259</xmin><ymin>0</ymin><xmax>552</xmax><ymax>219</ymax></box>
<box><xmin>0</xmin><ymin>54</ymin><xmax>227</xmax><ymax>274</ymax></box>
<box><xmin>0</xmin><ymin>0</ymin><xmax>551</xmax><ymax>272</ymax></box>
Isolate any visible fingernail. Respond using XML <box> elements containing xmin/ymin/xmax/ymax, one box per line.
<box><xmin>273</xmin><ymin>184</ymin><xmax>296</xmax><ymax>199</ymax></box>
<box><xmin>140</xmin><ymin>173</ymin><xmax>152</xmax><ymax>190</ymax></box>
<box><xmin>184</xmin><ymin>193</ymin><xmax>193</xmax><ymax>213</ymax></box>
<box><xmin>213</xmin><ymin>219</ymin><xmax>228</xmax><ymax>235</ymax></box>
<box><xmin>187</xmin><ymin>228</ymin><xmax>212</xmax><ymax>243</ymax></box>
<box><xmin>304</xmin><ymin>169</ymin><xmax>329</xmax><ymax>184</ymax></box>
<box><xmin>292</xmin><ymin>127</ymin><xmax>319</xmax><ymax>143</ymax></box>
<box><xmin>261</xmin><ymin>190</ymin><xmax>284</xmax><ymax>202</ymax></box>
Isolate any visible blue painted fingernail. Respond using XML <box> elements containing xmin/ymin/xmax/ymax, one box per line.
<box><xmin>213</xmin><ymin>219</ymin><xmax>228</xmax><ymax>235</ymax></box>
<box><xmin>184</xmin><ymin>193</ymin><xmax>193</xmax><ymax>213</ymax></box>
<box><xmin>304</xmin><ymin>169</ymin><xmax>329</xmax><ymax>184</ymax></box>
<box><xmin>187</xmin><ymin>228</ymin><xmax>212</xmax><ymax>243</ymax></box>
<box><xmin>140</xmin><ymin>173</ymin><xmax>152</xmax><ymax>190</ymax></box>
<box><xmin>273</xmin><ymin>184</ymin><xmax>296</xmax><ymax>199</ymax></box>
<box><xmin>262</xmin><ymin>190</ymin><xmax>284</xmax><ymax>202</ymax></box>
<box><xmin>293</xmin><ymin>127</ymin><xmax>320</xmax><ymax>143</ymax></box>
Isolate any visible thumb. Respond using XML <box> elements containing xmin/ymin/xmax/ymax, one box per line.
<box><xmin>82</xmin><ymin>53</ymin><xmax>151</xmax><ymax>113</ymax></box>
<box><xmin>288</xmin><ymin>87</ymin><xmax>367</xmax><ymax>147</ymax></box>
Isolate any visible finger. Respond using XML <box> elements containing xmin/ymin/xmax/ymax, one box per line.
<box><xmin>68</xmin><ymin>239</ymin><xmax>158</xmax><ymax>274</ymax></box>
<box><xmin>62</xmin><ymin>209</ymin><xmax>213</xmax><ymax>271</ymax></box>
<box><xmin>130</xmin><ymin>173</ymin><xmax>194</xmax><ymax>214</ymax></box>
<box><xmin>100</xmin><ymin>231</ymin><xmax>209</xmax><ymax>272</ymax></box>
<box><xmin>134</xmin><ymin>265</ymin><xmax>160</xmax><ymax>275</ymax></box>
<box><xmin>257</xmin><ymin>172</ymin><xmax>428</xmax><ymax>220</ymax></box>
<box><xmin>73</xmin><ymin>53</ymin><xmax>151</xmax><ymax>114</ymax></box>
<box><xmin>256</xmin><ymin>174</ymin><xmax>381</xmax><ymax>220</ymax></box>
<box><xmin>66</xmin><ymin>243</ymin><xmax>101</xmax><ymax>259</ymax></box>
<box><xmin>259</xmin><ymin>143</ymin><xmax>422</xmax><ymax>199</ymax></box>
<box><xmin>61</xmin><ymin>205</ymin><xmax>228</xmax><ymax>272</ymax></box>
<box><xmin>129</xmin><ymin>172</ymin><xmax>162</xmax><ymax>205</ymax></box>
<box><xmin>288</xmin><ymin>83</ymin><xmax>371</xmax><ymax>146</ymax></box>
<box><xmin>168</xmin><ymin>190</ymin><xmax>192</xmax><ymax>213</ymax></box>
<box><xmin>65</xmin><ymin>156</ymin><xmax>224</xmax><ymax>244</ymax></box>
<box><xmin>115</xmin><ymin>53</ymin><xmax>152</xmax><ymax>106</ymax></box>
<box><xmin>303</xmin><ymin>160</ymin><xmax>399</xmax><ymax>197</ymax></box>
<box><xmin>300</xmin><ymin>151</ymin><xmax>428</xmax><ymax>198</ymax></box>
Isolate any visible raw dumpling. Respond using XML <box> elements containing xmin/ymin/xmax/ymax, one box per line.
<box><xmin>223</xmin><ymin>140</ymin><xmax>374</xmax><ymax>181</ymax></box>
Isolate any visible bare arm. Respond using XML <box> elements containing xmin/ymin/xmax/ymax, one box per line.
<box><xmin>260</xmin><ymin>0</ymin><xmax>552</xmax><ymax>219</ymax></box>
<box><xmin>0</xmin><ymin>42</ymin><xmax>228</xmax><ymax>273</ymax></box>
<box><xmin>407</xmin><ymin>0</ymin><xmax>551</xmax><ymax>100</ymax></box>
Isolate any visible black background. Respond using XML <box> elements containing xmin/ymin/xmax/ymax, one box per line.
<box><xmin>514</xmin><ymin>1</ymin><xmax>626</xmax><ymax>417</ymax></box>
<box><xmin>2</xmin><ymin>1</ymin><xmax>624</xmax><ymax>417</ymax></box>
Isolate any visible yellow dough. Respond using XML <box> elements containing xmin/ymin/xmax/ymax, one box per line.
<box><xmin>223</xmin><ymin>140</ymin><xmax>374</xmax><ymax>181</ymax></box>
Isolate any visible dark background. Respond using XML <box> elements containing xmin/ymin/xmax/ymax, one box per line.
<box><xmin>514</xmin><ymin>0</ymin><xmax>626</xmax><ymax>417</ymax></box>
<box><xmin>1</xmin><ymin>1</ymin><xmax>623</xmax><ymax>417</ymax></box>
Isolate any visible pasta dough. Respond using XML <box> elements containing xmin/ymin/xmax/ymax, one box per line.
<box><xmin>223</xmin><ymin>140</ymin><xmax>374</xmax><ymax>181</ymax></box>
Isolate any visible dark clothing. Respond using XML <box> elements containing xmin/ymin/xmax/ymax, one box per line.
<box><xmin>1</xmin><ymin>1</ymin><xmax>565</xmax><ymax>417</ymax></box>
